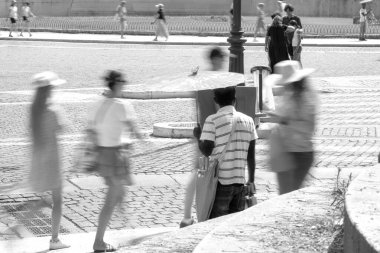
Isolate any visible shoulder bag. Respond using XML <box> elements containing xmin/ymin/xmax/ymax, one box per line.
<box><xmin>195</xmin><ymin>113</ymin><xmax>238</xmax><ymax>222</ymax></box>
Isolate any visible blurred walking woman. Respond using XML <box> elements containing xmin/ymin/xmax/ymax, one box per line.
<box><xmin>30</xmin><ymin>72</ymin><xmax>70</xmax><ymax>250</ymax></box>
<box><xmin>91</xmin><ymin>70</ymin><xmax>143</xmax><ymax>252</ymax></box>
<box><xmin>267</xmin><ymin>61</ymin><xmax>318</xmax><ymax>195</ymax></box>
<box><xmin>8</xmin><ymin>0</ymin><xmax>18</xmax><ymax>37</ymax></box>
<box><xmin>152</xmin><ymin>4</ymin><xmax>169</xmax><ymax>41</ymax></box>
<box><xmin>265</xmin><ymin>15</ymin><xmax>289</xmax><ymax>73</ymax></box>
<box><xmin>115</xmin><ymin>0</ymin><xmax>127</xmax><ymax>39</ymax></box>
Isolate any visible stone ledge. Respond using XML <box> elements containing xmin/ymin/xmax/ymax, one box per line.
<box><xmin>194</xmin><ymin>184</ymin><xmax>337</xmax><ymax>252</ymax></box>
<box><xmin>344</xmin><ymin>164</ymin><xmax>380</xmax><ymax>253</ymax></box>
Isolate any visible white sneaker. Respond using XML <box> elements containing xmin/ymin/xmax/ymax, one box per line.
<box><xmin>49</xmin><ymin>238</ymin><xmax>70</xmax><ymax>250</ymax></box>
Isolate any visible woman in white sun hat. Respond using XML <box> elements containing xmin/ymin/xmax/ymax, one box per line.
<box><xmin>266</xmin><ymin>61</ymin><xmax>319</xmax><ymax>195</ymax></box>
<box><xmin>29</xmin><ymin>71</ymin><xmax>70</xmax><ymax>250</ymax></box>
<box><xmin>151</xmin><ymin>3</ymin><xmax>169</xmax><ymax>41</ymax></box>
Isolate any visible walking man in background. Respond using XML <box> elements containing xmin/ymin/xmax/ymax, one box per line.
<box><xmin>194</xmin><ymin>87</ymin><xmax>257</xmax><ymax>219</ymax></box>
<box><xmin>20</xmin><ymin>2</ymin><xmax>35</xmax><ymax>37</ymax></box>
<box><xmin>359</xmin><ymin>1</ymin><xmax>368</xmax><ymax>41</ymax></box>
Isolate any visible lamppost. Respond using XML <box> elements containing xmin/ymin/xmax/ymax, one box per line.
<box><xmin>228</xmin><ymin>0</ymin><xmax>246</xmax><ymax>74</ymax></box>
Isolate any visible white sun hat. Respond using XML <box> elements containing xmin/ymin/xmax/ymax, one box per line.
<box><xmin>32</xmin><ymin>71</ymin><xmax>66</xmax><ymax>87</ymax></box>
<box><xmin>360</xmin><ymin>0</ymin><xmax>372</xmax><ymax>4</ymax></box>
<box><xmin>265</xmin><ymin>60</ymin><xmax>315</xmax><ymax>87</ymax></box>
<box><xmin>155</xmin><ymin>3</ymin><xmax>164</xmax><ymax>8</ymax></box>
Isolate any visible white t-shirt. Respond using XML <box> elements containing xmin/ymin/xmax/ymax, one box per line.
<box><xmin>90</xmin><ymin>98</ymin><xmax>137</xmax><ymax>147</ymax></box>
<box><xmin>22</xmin><ymin>6</ymin><xmax>32</xmax><ymax>17</ymax></box>
<box><xmin>360</xmin><ymin>8</ymin><xmax>367</xmax><ymax>22</ymax></box>
<box><xmin>9</xmin><ymin>6</ymin><xmax>18</xmax><ymax>19</ymax></box>
<box><xmin>292</xmin><ymin>28</ymin><xmax>303</xmax><ymax>46</ymax></box>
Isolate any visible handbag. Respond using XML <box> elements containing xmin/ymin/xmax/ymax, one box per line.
<box><xmin>75</xmin><ymin>100</ymin><xmax>113</xmax><ymax>173</ymax></box>
<box><xmin>269</xmin><ymin>125</ymin><xmax>294</xmax><ymax>172</ymax></box>
<box><xmin>195</xmin><ymin>113</ymin><xmax>238</xmax><ymax>222</ymax></box>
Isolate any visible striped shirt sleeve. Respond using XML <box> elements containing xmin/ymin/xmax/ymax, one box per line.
<box><xmin>200</xmin><ymin>116</ymin><xmax>215</xmax><ymax>142</ymax></box>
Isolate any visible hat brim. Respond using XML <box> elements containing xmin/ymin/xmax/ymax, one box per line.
<box><xmin>360</xmin><ymin>0</ymin><xmax>372</xmax><ymax>3</ymax></box>
<box><xmin>265</xmin><ymin>68</ymin><xmax>315</xmax><ymax>86</ymax></box>
<box><xmin>34</xmin><ymin>78</ymin><xmax>66</xmax><ymax>87</ymax></box>
<box><xmin>50</xmin><ymin>79</ymin><xmax>66</xmax><ymax>86</ymax></box>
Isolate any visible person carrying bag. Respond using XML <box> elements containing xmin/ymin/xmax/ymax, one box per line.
<box><xmin>194</xmin><ymin>86</ymin><xmax>258</xmax><ymax>221</ymax></box>
<box><xmin>196</xmin><ymin>113</ymin><xmax>238</xmax><ymax>222</ymax></box>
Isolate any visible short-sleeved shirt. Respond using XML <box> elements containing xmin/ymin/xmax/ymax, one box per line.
<box><xmin>360</xmin><ymin>8</ymin><xmax>367</xmax><ymax>22</ymax></box>
<box><xmin>22</xmin><ymin>6</ymin><xmax>32</xmax><ymax>17</ymax></box>
<box><xmin>292</xmin><ymin>28</ymin><xmax>303</xmax><ymax>46</ymax></box>
<box><xmin>116</xmin><ymin>5</ymin><xmax>127</xmax><ymax>20</ymax></box>
<box><xmin>9</xmin><ymin>6</ymin><xmax>18</xmax><ymax>19</ymax></box>
<box><xmin>200</xmin><ymin>106</ymin><xmax>258</xmax><ymax>185</ymax></box>
<box><xmin>90</xmin><ymin>98</ymin><xmax>137</xmax><ymax>147</ymax></box>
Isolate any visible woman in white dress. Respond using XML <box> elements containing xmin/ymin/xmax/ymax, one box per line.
<box><xmin>29</xmin><ymin>71</ymin><xmax>70</xmax><ymax>250</ymax></box>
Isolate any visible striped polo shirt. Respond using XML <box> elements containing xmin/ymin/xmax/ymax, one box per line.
<box><xmin>200</xmin><ymin>105</ymin><xmax>258</xmax><ymax>185</ymax></box>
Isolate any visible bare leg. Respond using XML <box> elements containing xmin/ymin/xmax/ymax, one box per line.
<box><xmin>27</xmin><ymin>22</ymin><xmax>31</xmax><ymax>36</ymax></box>
<box><xmin>183</xmin><ymin>172</ymin><xmax>196</xmax><ymax>219</ymax></box>
<box><xmin>120</xmin><ymin>21</ymin><xmax>125</xmax><ymax>38</ymax></box>
<box><xmin>51</xmin><ymin>187</ymin><xmax>62</xmax><ymax>240</ymax></box>
<box><xmin>93</xmin><ymin>178</ymin><xmax>125</xmax><ymax>249</ymax></box>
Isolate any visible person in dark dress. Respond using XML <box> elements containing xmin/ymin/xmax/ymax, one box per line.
<box><xmin>265</xmin><ymin>15</ymin><xmax>289</xmax><ymax>73</ymax></box>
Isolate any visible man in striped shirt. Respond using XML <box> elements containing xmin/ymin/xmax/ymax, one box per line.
<box><xmin>194</xmin><ymin>86</ymin><xmax>257</xmax><ymax>219</ymax></box>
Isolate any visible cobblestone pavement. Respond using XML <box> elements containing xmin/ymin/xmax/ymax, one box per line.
<box><xmin>0</xmin><ymin>42</ymin><xmax>379</xmax><ymax>241</ymax></box>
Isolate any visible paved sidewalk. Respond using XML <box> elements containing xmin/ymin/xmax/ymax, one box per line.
<box><xmin>1</xmin><ymin>32</ymin><xmax>380</xmax><ymax>47</ymax></box>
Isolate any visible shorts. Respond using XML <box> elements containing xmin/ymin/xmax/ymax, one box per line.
<box><xmin>23</xmin><ymin>16</ymin><xmax>29</xmax><ymax>22</ymax></box>
<box><xmin>10</xmin><ymin>18</ymin><xmax>17</xmax><ymax>24</ymax></box>
<box><xmin>97</xmin><ymin>146</ymin><xmax>131</xmax><ymax>179</ymax></box>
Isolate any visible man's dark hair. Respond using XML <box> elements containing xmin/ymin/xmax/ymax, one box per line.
<box><xmin>289</xmin><ymin>20</ymin><xmax>298</xmax><ymax>27</ymax></box>
<box><xmin>214</xmin><ymin>86</ymin><xmax>236</xmax><ymax>107</ymax></box>
<box><xmin>103</xmin><ymin>70</ymin><xmax>126</xmax><ymax>90</ymax></box>
<box><xmin>284</xmin><ymin>4</ymin><xmax>294</xmax><ymax>12</ymax></box>
<box><xmin>209</xmin><ymin>47</ymin><xmax>225</xmax><ymax>60</ymax></box>
<box><xmin>271</xmin><ymin>12</ymin><xmax>281</xmax><ymax>19</ymax></box>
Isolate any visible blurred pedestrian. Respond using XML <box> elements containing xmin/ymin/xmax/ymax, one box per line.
<box><xmin>20</xmin><ymin>2</ymin><xmax>35</xmax><ymax>37</ymax></box>
<box><xmin>359</xmin><ymin>1</ymin><xmax>368</xmax><ymax>41</ymax></box>
<box><xmin>195</xmin><ymin>86</ymin><xmax>257</xmax><ymax>219</ymax></box>
<box><xmin>8</xmin><ymin>0</ymin><xmax>18</xmax><ymax>37</ymax></box>
<box><xmin>290</xmin><ymin>20</ymin><xmax>303</xmax><ymax>66</ymax></box>
<box><xmin>253</xmin><ymin>3</ymin><xmax>266</xmax><ymax>42</ymax></box>
<box><xmin>267</xmin><ymin>61</ymin><xmax>318</xmax><ymax>194</ymax></box>
<box><xmin>29</xmin><ymin>71</ymin><xmax>70</xmax><ymax>250</ymax></box>
<box><xmin>152</xmin><ymin>4</ymin><xmax>169</xmax><ymax>41</ymax></box>
<box><xmin>91</xmin><ymin>70</ymin><xmax>143</xmax><ymax>252</ymax></box>
<box><xmin>179</xmin><ymin>47</ymin><xmax>227</xmax><ymax>228</ymax></box>
<box><xmin>265</xmin><ymin>15</ymin><xmax>289</xmax><ymax>73</ymax></box>
<box><xmin>277</xmin><ymin>0</ymin><xmax>286</xmax><ymax>17</ymax></box>
<box><xmin>115</xmin><ymin>0</ymin><xmax>128</xmax><ymax>39</ymax></box>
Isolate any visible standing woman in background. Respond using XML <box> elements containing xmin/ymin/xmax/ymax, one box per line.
<box><xmin>152</xmin><ymin>4</ymin><xmax>169</xmax><ymax>41</ymax></box>
<box><xmin>29</xmin><ymin>72</ymin><xmax>70</xmax><ymax>250</ymax></box>
<box><xmin>20</xmin><ymin>2</ymin><xmax>36</xmax><ymax>37</ymax></box>
<box><xmin>115</xmin><ymin>0</ymin><xmax>128</xmax><ymax>39</ymax></box>
<box><xmin>265</xmin><ymin>15</ymin><xmax>289</xmax><ymax>73</ymax></box>
<box><xmin>8</xmin><ymin>0</ymin><xmax>18</xmax><ymax>37</ymax></box>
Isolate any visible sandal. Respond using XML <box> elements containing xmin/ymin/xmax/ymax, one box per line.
<box><xmin>179</xmin><ymin>218</ymin><xmax>195</xmax><ymax>228</ymax></box>
<box><xmin>94</xmin><ymin>243</ymin><xmax>117</xmax><ymax>252</ymax></box>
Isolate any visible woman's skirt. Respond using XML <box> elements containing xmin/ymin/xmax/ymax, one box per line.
<box><xmin>156</xmin><ymin>19</ymin><xmax>169</xmax><ymax>38</ymax></box>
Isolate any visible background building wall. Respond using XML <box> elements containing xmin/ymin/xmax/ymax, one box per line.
<box><xmin>1</xmin><ymin>0</ymin><xmax>379</xmax><ymax>18</ymax></box>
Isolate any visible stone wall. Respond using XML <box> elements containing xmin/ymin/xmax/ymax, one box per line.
<box><xmin>1</xmin><ymin>0</ymin><xmax>379</xmax><ymax>17</ymax></box>
<box><xmin>344</xmin><ymin>165</ymin><xmax>380</xmax><ymax>253</ymax></box>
